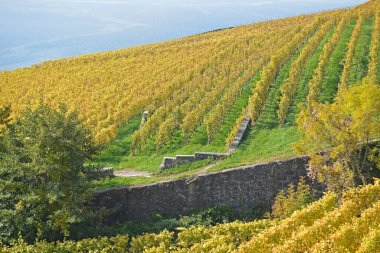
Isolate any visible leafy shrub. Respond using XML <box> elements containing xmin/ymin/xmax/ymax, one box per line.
<box><xmin>180</xmin><ymin>206</ymin><xmax>239</xmax><ymax>228</ymax></box>
<box><xmin>271</xmin><ymin>177</ymin><xmax>316</xmax><ymax>218</ymax></box>
<box><xmin>129</xmin><ymin>230</ymin><xmax>174</xmax><ymax>253</ymax></box>
<box><xmin>0</xmin><ymin>104</ymin><xmax>98</xmax><ymax>244</ymax></box>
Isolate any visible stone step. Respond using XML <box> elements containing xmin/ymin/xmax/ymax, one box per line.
<box><xmin>160</xmin><ymin>152</ymin><xmax>228</xmax><ymax>170</ymax></box>
<box><xmin>160</xmin><ymin>157</ymin><xmax>176</xmax><ymax>169</ymax></box>
<box><xmin>175</xmin><ymin>155</ymin><xmax>196</xmax><ymax>165</ymax></box>
<box><xmin>228</xmin><ymin>115</ymin><xmax>251</xmax><ymax>154</ymax></box>
<box><xmin>160</xmin><ymin>114</ymin><xmax>251</xmax><ymax>170</ymax></box>
<box><xmin>194</xmin><ymin>152</ymin><xmax>227</xmax><ymax>160</ymax></box>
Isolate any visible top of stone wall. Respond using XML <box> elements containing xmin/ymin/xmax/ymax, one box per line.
<box><xmin>98</xmin><ymin>155</ymin><xmax>309</xmax><ymax>193</ymax></box>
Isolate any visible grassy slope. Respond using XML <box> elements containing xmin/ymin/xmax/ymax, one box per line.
<box><xmin>211</xmin><ymin>36</ymin><xmax>306</xmax><ymax>171</ymax></box>
<box><xmin>94</xmin><ymin>16</ymin><xmax>374</xmax><ymax>188</ymax></box>
<box><xmin>319</xmin><ymin>20</ymin><xmax>356</xmax><ymax>104</ymax></box>
<box><xmin>91</xmin><ymin>73</ymin><xmax>261</xmax><ymax>172</ymax></box>
<box><xmin>208</xmin><ymin>73</ymin><xmax>261</xmax><ymax>147</ymax></box>
<box><xmin>285</xmin><ymin>26</ymin><xmax>335</xmax><ymax>125</ymax></box>
<box><xmin>350</xmin><ymin>17</ymin><xmax>374</xmax><ymax>85</ymax></box>
<box><xmin>209</xmin><ymin>127</ymin><xmax>300</xmax><ymax>172</ymax></box>
<box><xmin>92</xmin><ymin>116</ymin><xmax>141</xmax><ymax>168</ymax></box>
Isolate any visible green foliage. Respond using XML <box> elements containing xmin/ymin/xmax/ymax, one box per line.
<box><xmin>296</xmin><ymin>83</ymin><xmax>380</xmax><ymax>193</ymax></box>
<box><xmin>72</xmin><ymin>205</ymin><xmax>242</xmax><ymax>240</ymax></box>
<box><xmin>129</xmin><ymin>230</ymin><xmax>173</xmax><ymax>253</ymax></box>
<box><xmin>1</xmin><ymin>235</ymin><xmax>129</xmax><ymax>253</ymax></box>
<box><xmin>0</xmin><ymin>103</ymin><xmax>98</xmax><ymax>244</ymax></box>
<box><xmin>0</xmin><ymin>105</ymin><xmax>11</xmax><ymax>129</ymax></box>
<box><xmin>0</xmin><ymin>215</ymin><xmax>275</xmax><ymax>253</ymax></box>
<box><xmin>271</xmin><ymin>177</ymin><xmax>316</xmax><ymax>219</ymax></box>
<box><xmin>179</xmin><ymin>206</ymin><xmax>238</xmax><ymax>228</ymax></box>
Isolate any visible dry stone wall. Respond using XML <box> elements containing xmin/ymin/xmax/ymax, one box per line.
<box><xmin>95</xmin><ymin>155</ymin><xmax>321</xmax><ymax>222</ymax></box>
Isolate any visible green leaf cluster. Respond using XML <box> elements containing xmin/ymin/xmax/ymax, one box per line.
<box><xmin>0</xmin><ymin>104</ymin><xmax>97</xmax><ymax>244</ymax></box>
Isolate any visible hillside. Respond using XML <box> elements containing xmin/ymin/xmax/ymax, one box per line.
<box><xmin>0</xmin><ymin>0</ymin><xmax>379</xmax><ymax>178</ymax></box>
<box><xmin>1</xmin><ymin>0</ymin><xmax>380</xmax><ymax>252</ymax></box>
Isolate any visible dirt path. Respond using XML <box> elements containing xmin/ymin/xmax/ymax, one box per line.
<box><xmin>114</xmin><ymin>159</ymin><xmax>219</xmax><ymax>179</ymax></box>
<box><xmin>185</xmin><ymin>161</ymin><xmax>220</xmax><ymax>183</ymax></box>
<box><xmin>198</xmin><ymin>161</ymin><xmax>218</xmax><ymax>175</ymax></box>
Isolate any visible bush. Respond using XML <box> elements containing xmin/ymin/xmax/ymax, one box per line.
<box><xmin>0</xmin><ymin>104</ymin><xmax>98</xmax><ymax>244</ymax></box>
<box><xmin>271</xmin><ymin>177</ymin><xmax>316</xmax><ymax>218</ymax></box>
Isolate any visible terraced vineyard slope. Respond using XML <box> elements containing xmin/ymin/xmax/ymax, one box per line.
<box><xmin>0</xmin><ymin>0</ymin><xmax>379</xmax><ymax>174</ymax></box>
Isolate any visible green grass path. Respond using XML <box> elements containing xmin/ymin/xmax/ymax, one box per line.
<box><xmin>350</xmin><ymin>17</ymin><xmax>374</xmax><ymax>85</ymax></box>
<box><xmin>319</xmin><ymin>20</ymin><xmax>356</xmax><ymax>103</ymax></box>
<box><xmin>285</xmin><ymin>26</ymin><xmax>335</xmax><ymax>125</ymax></box>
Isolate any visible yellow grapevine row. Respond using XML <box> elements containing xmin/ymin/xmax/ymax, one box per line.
<box><xmin>135</xmin><ymin>33</ymin><xmax>269</xmax><ymax>149</ymax></box>
<box><xmin>153</xmin><ymin>19</ymin><xmax>310</xmax><ymax>148</ymax></box>
<box><xmin>133</xmin><ymin>18</ymin><xmax>311</xmax><ymax>150</ymax></box>
<box><xmin>311</xmin><ymin>199</ymin><xmax>380</xmax><ymax>253</ymax></box>
<box><xmin>237</xmin><ymin>192</ymin><xmax>338</xmax><ymax>253</ymax></box>
<box><xmin>357</xmin><ymin>227</ymin><xmax>380</xmax><ymax>253</ymax></box>
<box><xmin>277</xmin><ymin>20</ymin><xmax>335</xmax><ymax>125</ymax></box>
<box><xmin>204</xmin><ymin>27</ymin><xmax>301</xmax><ymax>143</ymax></box>
<box><xmin>247</xmin><ymin>18</ymin><xmax>322</xmax><ymax>124</ymax></box>
<box><xmin>339</xmin><ymin>17</ymin><xmax>364</xmax><ymax>90</ymax></box>
<box><xmin>238</xmin><ymin>181</ymin><xmax>380</xmax><ymax>253</ymax></box>
<box><xmin>182</xmin><ymin>26</ymin><xmax>302</xmax><ymax>144</ymax></box>
<box><xmin>179</xmin><ymin>22</ymin><xmax>303</xmax><ymax>142</ymax></box>
<box><xmin>366</xmin><ymin>12</ymin><xmax>380</xmax><ymax>83</ymax></box>
<box><xmin>306</xmin><ymin>18</ymin><xmax>349</xmax><ymax>108</ymax></box>
<box><xmin>270</xmin><ymin>182</ymin><xmax>380</xmax><ymax>253</ymax></box>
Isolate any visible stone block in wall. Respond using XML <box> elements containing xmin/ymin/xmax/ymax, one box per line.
<box><xmin>160</xmin><ymin>157</ymin><xmax>176</xmax><ymax>169</ymax></box>
<box><xmin>194</xmin><ymin>152</ymin><xmax>227</xmax><ymax>160</ymax></box>
<box><xmin>176</xmin><ymin>155</ymin><xmax>196</xmax><ymax>165</ymax></box>
<box><xmin>83</xmin><ymin>166</ymin><xmax>114</xmax><ymax>180</ymax></box>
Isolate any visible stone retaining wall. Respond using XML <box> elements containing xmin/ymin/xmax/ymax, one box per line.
<box><xmin>95</xmin><ymin>156</ymin><xmax>320</xmax><ymax>222</ymax></box>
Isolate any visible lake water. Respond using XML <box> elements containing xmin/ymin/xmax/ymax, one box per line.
<box><xmin>0</xmin><ymin>0</ymin><xmax>367</xmax><ymax>70</ymax></box>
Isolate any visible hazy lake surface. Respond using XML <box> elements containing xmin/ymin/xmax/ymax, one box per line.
<box><xmin>0</xmin><ymin>0</ymin><xmax>367</xmax><ymax>70</ymax></box>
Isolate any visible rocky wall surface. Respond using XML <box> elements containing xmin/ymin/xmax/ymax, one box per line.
<box><xmin>95</xmin><ymin>156</ymin><xmax>316</xmax><ymax>222</ymax></box>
